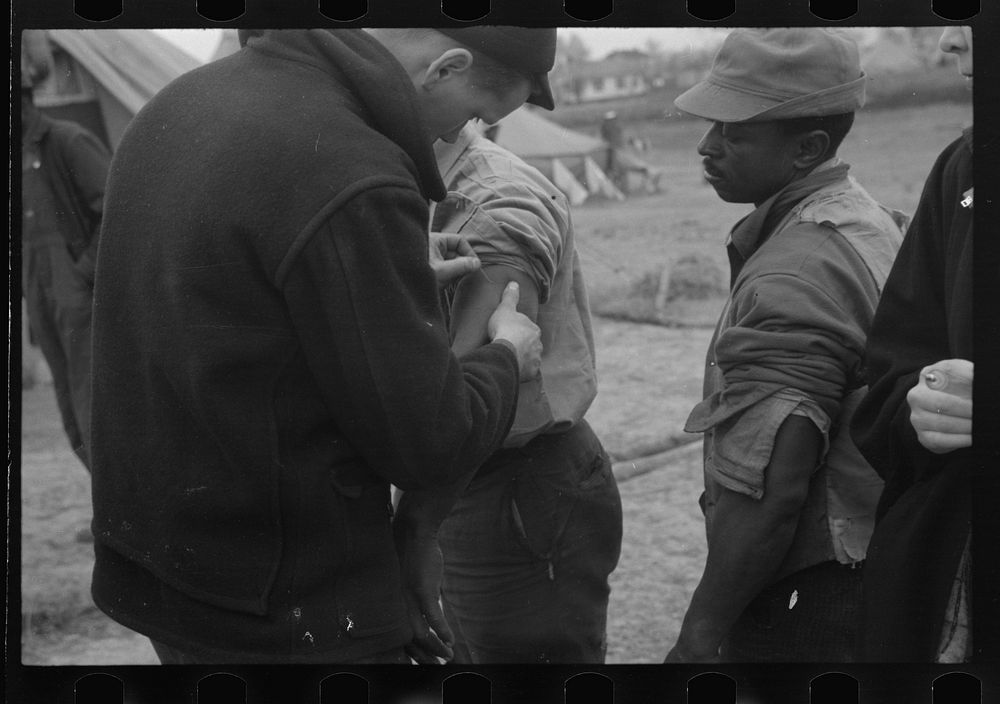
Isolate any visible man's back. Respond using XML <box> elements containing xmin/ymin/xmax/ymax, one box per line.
<box><xmin>90</xmin><ymin>29</ymin><xmax>521</xmax><ymax>663</ymax></box>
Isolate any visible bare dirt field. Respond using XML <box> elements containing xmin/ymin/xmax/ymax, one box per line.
<box><xmin>18</xmin><ymin>318</ymin><xmax>712</xmax><ymax>666</ymax></box>
<box><xmin>17</xmin><ymin>101</ymin><xmax>971</xmax><ymax>666</ymax></box>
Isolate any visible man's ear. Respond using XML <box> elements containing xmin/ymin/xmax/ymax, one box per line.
<box><xmin>422</xmin><ymin>48</ymin><xmax>474</xmax><ymax>90</ymax></box>
<box><xmin>793</xmin><ymin>130</ymin><xmax>831</xmax><ymax>170</ymax></box>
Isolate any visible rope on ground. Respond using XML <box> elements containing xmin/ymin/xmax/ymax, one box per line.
<box><xmin>611</xmin><ymin>437</ymin><xmax>702</xmax><ymax>484</ymax></box>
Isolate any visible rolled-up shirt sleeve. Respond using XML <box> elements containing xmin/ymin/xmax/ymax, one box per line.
<box><xmin>687</xmin><ymin>266</ymin><xmax>870</xmax><ymax>499</ymax></box>
<box><xmin>280</xmin><ymin>183</ymin><xmax>519</xmax><ymax>490</ymax></box>
<box><xmin>432</xmin><ymin>176</ymin><xmax>563</xmax><ymax>303</ymax></box>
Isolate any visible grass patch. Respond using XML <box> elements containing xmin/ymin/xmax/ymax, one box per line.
<box><xmin>591</xmin><ymin>254</ymin><xmax>726</xmax><ymax>328</ymax></box>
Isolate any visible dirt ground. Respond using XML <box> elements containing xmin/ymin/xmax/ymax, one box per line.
<box><xmin>18</xmin><ymin>318</ymin><xmax>712</xmax><ymax>666</ymax></box>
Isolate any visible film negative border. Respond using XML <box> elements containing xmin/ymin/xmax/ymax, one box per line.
<box><xmin>10</xmin><ymin>0</ymin><xmax>986</xmax><ymax>27</ymax></box>
<box><xmin>8</xmin><ymin>1</ymin><xmax>1000</xmax><ymax>703</ymax></box>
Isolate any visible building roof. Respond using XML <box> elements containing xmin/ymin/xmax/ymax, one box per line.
<box><xmin>46</xmin><ymin>29</ymin><xmax>201</xmax><ymax>115</ymax></box>
<box><xmin>570</xmin><ymin>55</ymin><xmax>651</xmax><ymax>80</ymax></box>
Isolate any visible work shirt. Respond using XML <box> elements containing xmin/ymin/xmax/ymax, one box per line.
<box><xmin>687</xmin><ymin>163</ymin><xmax>904</xmax><ymax>579</ymax></box>
<box><xmin>432</xmin><ymin>125</ymin><xmax>598</xmax><ymax>446</ymax></box>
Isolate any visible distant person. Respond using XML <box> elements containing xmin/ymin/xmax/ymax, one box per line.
<box><xmin>89</xmin><ymin>27</ymin><xmax>550</xmax><ymax>664</ymax></box>
<box><xmin>599</xmin><ymin>110</ymin><xmax>663</xmax><ymax>195</ymax></box>
<box><xmin>395</xmin><ymin>123</ymin><xmax>622</xmax><ymax>663</ymax></box>
<box><xmin>665</xmin><ymin>28</ymin><xmax>904</xmax><ymax>662</ymax></box>
<box><xmin>20</xmin><ymin>63</ymin><xmax>111</xmax><ymax>473</ymax></box>
<box><xmin>850</xmin><ymin>25</ymin><xmax>975</xmax><ymax>663</ymax></box>
<box><xmin>600</xmin><ymin>110</ymin><xmax>625</xmax><ymax>185</ymax></box>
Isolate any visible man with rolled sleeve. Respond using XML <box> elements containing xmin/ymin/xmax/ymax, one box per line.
<box><xmin>666</xmin><ymin>28</ymin><xmax>905</xmax><ymax>662</ymax></box>
<box><xmin>394</xmin><ymin>123</ymin><xmax>622</xmax><ymax>664</ymax></box>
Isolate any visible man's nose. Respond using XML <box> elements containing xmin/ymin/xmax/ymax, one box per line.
<box><xmin>697</xmin><ymin>123</ymin><xmax>722</xmax><ymax>157</ymax></box>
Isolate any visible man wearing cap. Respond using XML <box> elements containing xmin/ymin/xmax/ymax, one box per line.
<box><xmin>89</xmin><ymin>27</ymin><xmax>553</xmax><ymax>664</ymax></box>
<box><xmin>666</xmin><ymin>28</ymin><xmax>905</xmax><ymax>662</ymax></box>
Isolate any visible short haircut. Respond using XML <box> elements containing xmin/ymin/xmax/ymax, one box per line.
<box><xmin>467</xmin><ymin>51</ymin><xmax>529</xmax><ymax>96</ymax></box>
<box><xmin>384</xmin><ymin>28</ymin><xmax>529</xmax><ymax>97</ymax></box>
<box><xmin>777</xmin><ymin>112</ymin><xmax>855</xmax><ymax>159</ymax></box>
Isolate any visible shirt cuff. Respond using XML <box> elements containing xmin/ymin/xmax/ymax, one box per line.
<box><xmin>704</xmin><ymin>389</ymin><xmax>831</xmax><ymax>499</ymax></box>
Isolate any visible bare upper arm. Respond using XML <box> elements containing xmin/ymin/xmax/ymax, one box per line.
<box><xmin>449</xmin><ymin>264</ymin><xmax>540</xmax><ymax>358</ymax></box>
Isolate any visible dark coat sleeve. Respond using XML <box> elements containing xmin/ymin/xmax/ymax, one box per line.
<box><xmin>44</xmin><ymin>122</ymin><xmax>112</xmax><ymax>279</ymax></box>
<box><xmin>280</xmin><ymin>183</ymin><xmax>520</xmax><ymax>491</ymax></box>
<box><xmin>849</xmin><ymin>136</ymin><xmax>974</xmax><ymax>661</ymax></box>
<box><xmin>850</xmin><ymin>137</ymin><xmax>973</xmax><ymax>516</ymax></box>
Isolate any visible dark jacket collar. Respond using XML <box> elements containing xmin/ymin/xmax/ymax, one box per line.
<box><xmin>729</xmin><ymin>161</ymin><xmax>851</xmax><ymax>265</ymax></box>
<box><xmin>240</xmin><ymin>29</ymin><xmax>446</xmax><ymax>202</ymax></box>
<box><xmin>961</xmin><ymin>125</ymin><xmax>973</xmax><ymax>153</ymax></box>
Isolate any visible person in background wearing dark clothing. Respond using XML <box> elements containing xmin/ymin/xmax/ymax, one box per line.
<box><xmin>665</xmin><ymin>28</ymin><xmax>904</xmax><ymax>662</ymax></box>
<box><xmin>850</xmin><ymin>26</ymin><xmax>975</xmax><ymax>663</ymax></box>
<box><xmin>89</xmin><ymin>27</ymin><xmax>551</xmax><ymax>664</ymax></box>
<box><xmin>394</xmin><ymin>123</ymin><xmax>622</xmax><ymax>664</ymax></box>
<box><xmin>600</xmin><ymin>110</ymin><xmax>625</xmax><ymax>186</ymax></box>
<box><xmin>20</xmin><ymin>62</ymin><xmax>111</xmax><ymax>473</ymax></box>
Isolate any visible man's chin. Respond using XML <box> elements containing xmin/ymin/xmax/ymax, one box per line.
<box><xmin>707</xmin><ymin>184</ymin><xmax>739</xmax><ymax>203</ymax></box>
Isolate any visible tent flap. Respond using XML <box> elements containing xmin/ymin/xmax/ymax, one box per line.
<box><xmin>551</xmin><ymin>159</ymin><xmax>589</xmax><ymax>206</ymax></box>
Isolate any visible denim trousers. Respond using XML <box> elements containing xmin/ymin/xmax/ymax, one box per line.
<box><xmin>437</xmin><ymin>421</ymin><xmax>623</xmax><ymax>664</ymax></box>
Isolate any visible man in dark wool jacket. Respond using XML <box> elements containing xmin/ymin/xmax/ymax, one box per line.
<box><xmin>851</xmin><ymin>26</ymin><xmax>975</xmax><ymax>663</ymax></box>
<box><xmin>89</xmin><ymin>27</ymin><xmax>553</xmax><ymax>664</ymax></box>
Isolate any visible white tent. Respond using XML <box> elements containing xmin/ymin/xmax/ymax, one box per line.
<box><xmin>491</xmin><ymin>106</ymin><xmax>607</xmax><ymax>162</ymax></box>
<box><xmin>211</xmin><ymin>29</ymin><xmax>241</xmax><ymax>61</ymax></box>
<box><xmin>488</xmin><ymin>107</ymin><xmax>620</xmax><ymax>202</ymax></box>
<box><xmin>551</xmin><ymin>159</ymin><xmax>589</xmax><ymax>206</ymax></box>
<box><xmin>24</xmin><ymin>29</ymin><xmax>201</xmax><ymax>149</ymax></box>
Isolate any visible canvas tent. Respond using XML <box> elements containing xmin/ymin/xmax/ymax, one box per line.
<box><xmin>20</xmin><ymin>30</ymin><xmax>202</xmax><ymax>385</ymax></box>
<box><xmin>24</xmin><ymin>29</ymin><xmax>202</xmax><ymax>150</ymax></box>
<box><xmin>212</xmin><ymin>29</ymin><xmax>242</xmax><ymax>61</ymax></box>
<box><xmin>22</xmin><ymin>29</ymin><xmax>625</xmax><ymax>204</ymax></box>
<box><xmin>488</xmin><ymin>107</ymin><xmax>623</xmax><ymax>203</ymax></box>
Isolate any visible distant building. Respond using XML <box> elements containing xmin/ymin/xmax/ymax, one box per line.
<box><xmin>558</xmin><ymin>51</ymin><xmax>652</xmax><ymax>104</ymax></box>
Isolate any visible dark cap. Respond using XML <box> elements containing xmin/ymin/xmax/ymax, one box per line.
<box><xmin>675</xmin><ymin>28</ymin><xmax>866</xmax><ymax>123</ymax></box>
<box><xmin>436</xmin><ymin>27</ymin><xmax>557</xmax><ymax>110</ymax></box>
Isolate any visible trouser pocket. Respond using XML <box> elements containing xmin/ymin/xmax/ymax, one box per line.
<box><xmin>508</xmin><ymin>424</ymin><xmax>622</xmax><ymax>577</ymax></box>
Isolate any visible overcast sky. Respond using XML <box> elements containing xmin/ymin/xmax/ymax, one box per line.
<box><xmin>154</xmin><ymin>28</ymin><xmax>729</xmax><ymax>63</ymax></box>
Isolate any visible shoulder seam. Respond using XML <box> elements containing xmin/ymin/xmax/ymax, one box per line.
<box><xmin>276</xmin><ymin>175</ymin><xmax>422</xmax><ymax>286</ymax></box>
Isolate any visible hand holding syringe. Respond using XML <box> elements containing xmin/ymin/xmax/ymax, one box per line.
<box><xmin>906</xmin><ymin>359</ymin><xmax>973</xmax><ymax>454</ymax></box>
